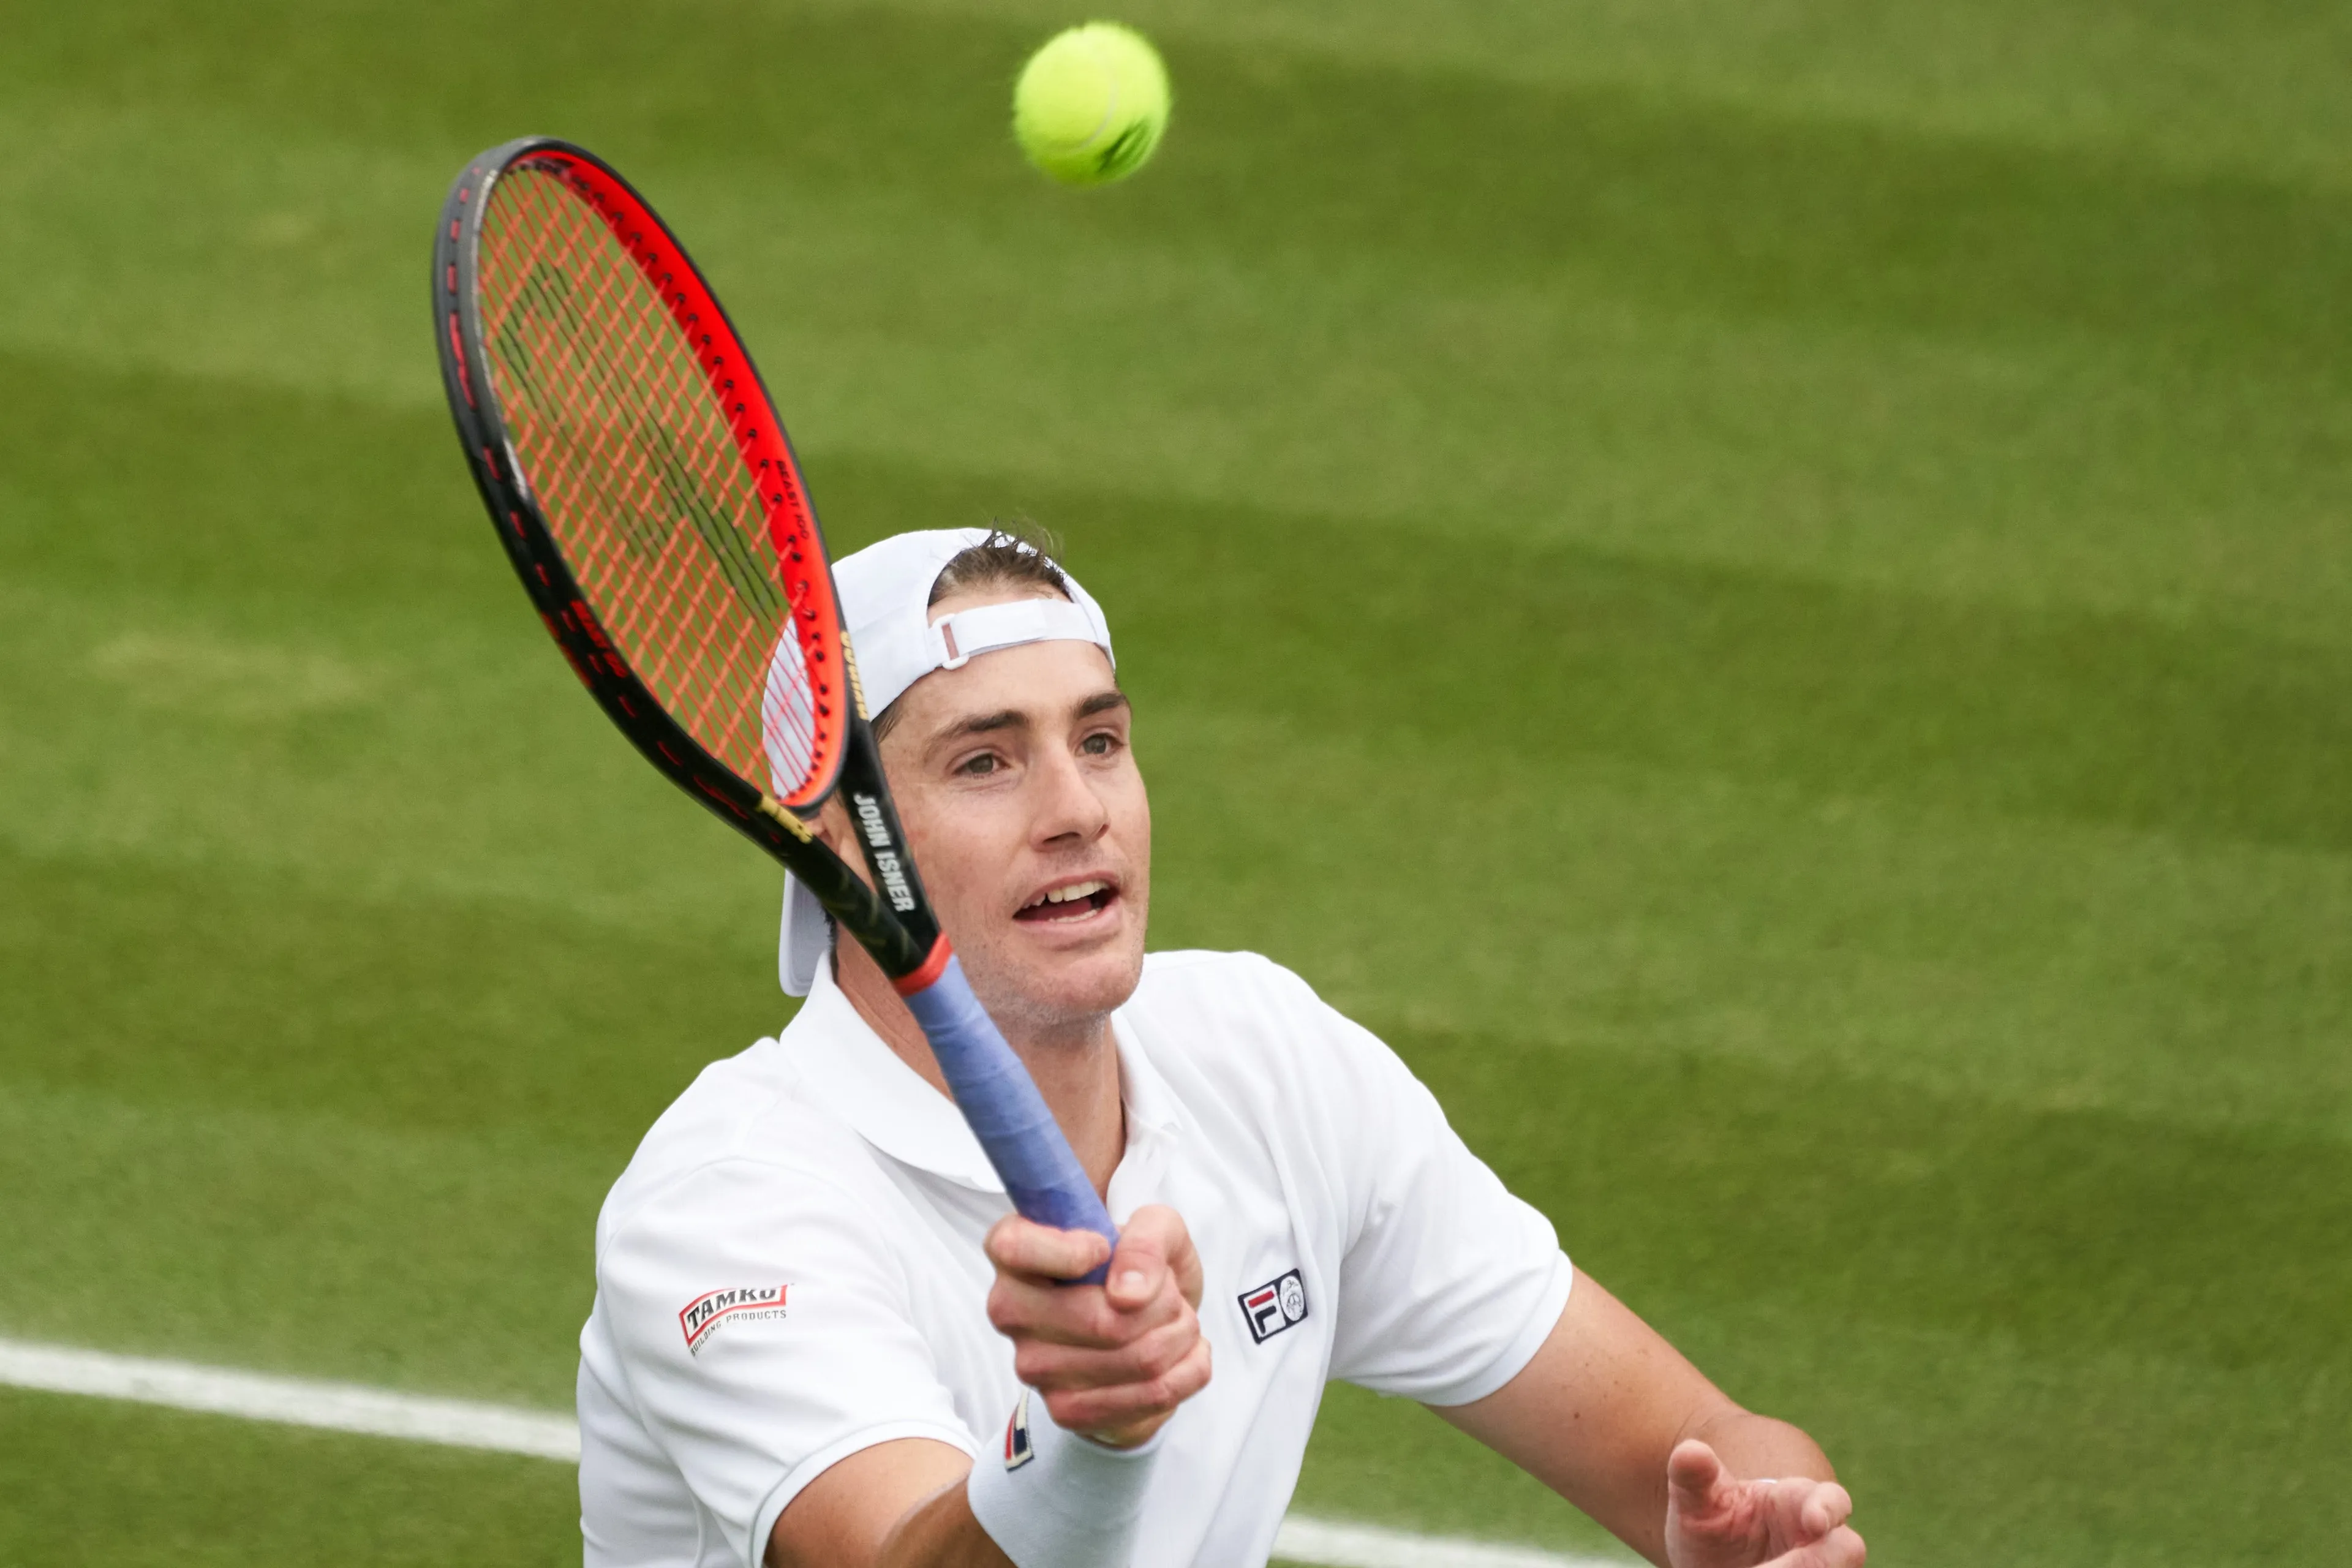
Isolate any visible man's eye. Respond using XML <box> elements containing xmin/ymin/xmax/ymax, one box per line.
<box><xmin>957</xmin><ymin>753</ymin><xmax>1000</xmax><ymax>776</ymax></box>
<box><xmin>1079</xmin><ymin>732</ymin><xmax>1116</xmax><ymax>756</ymax></box>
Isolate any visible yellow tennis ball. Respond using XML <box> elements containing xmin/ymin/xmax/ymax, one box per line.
<box><xmin>1012</xmin><ymin>22</ymin><xmax>1171</xmax><ymax>187</ymax></box>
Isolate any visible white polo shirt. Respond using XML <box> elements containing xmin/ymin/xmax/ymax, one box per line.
<box><xmin>576</xmin><ymin>949</ymin><xmax>1573</xmax><ymax>1568</ymax></box>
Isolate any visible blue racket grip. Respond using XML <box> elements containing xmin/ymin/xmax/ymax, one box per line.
<box><xmin>900</xmin><ymin>955</ymin><xmax>1119</xmax><ymax>1284</ymax></box>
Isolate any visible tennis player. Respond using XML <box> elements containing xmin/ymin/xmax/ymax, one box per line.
<box><xmin>576</xmin><ymin>530</ymin><xmax>1865</xmax><ymax>1568</ymax></box>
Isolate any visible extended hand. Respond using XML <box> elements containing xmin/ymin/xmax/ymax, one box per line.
<box><xmin>1665</xmin><ymin>1440</ymin><xmax>1865</xmax><ymax>1568</ymax></box>
<box><xmin>983</xmin><ymin>1204</ymin><xmax>1212</xmax><ymax>1449</ymax></box>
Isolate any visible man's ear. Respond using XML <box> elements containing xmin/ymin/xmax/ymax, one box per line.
<box><xmin>808</xmin><ymin>797</ymin><xmax>871</xmax><ymax>883</ymax></box>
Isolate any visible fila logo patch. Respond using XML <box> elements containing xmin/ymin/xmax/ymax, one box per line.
<box><xmin>679</xmin><ymin>1286</ymin><xmax>788</xmax><ymax>1355</ymax></box>
<box><xmin>1004</xmin><ymin>1390</ymin><xmax>1036</xmax><ymax>1471</ymax></box>
<box><xmin>1238</xmin><ymin>1268</ymin><xmax>1308</xmax><ymax>1344</ymax></box>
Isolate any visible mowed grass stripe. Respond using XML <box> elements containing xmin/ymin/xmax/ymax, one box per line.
<box><xmin>863</xmin><ymin>0</ymin><xmax>2352</xmax><ymax>184</ymax></box>
<box><xmin>7</xmin><ymin>356</ymin><xmax>2348</xmax><ymax>861</ymax></box>
<box><xmin>12</xmin><ymin>0</ymin><xmax>2351</xmax><ymax>369</ymax></box>
<box><xmin>1066</xmin><ymin>471</ymin><xmax>2352</xmax><ymax>855</ymax></box>
<box><xmin>0</xmin><ymin>10</ymin><xmax>2347</xmax><ymax>638</ymax></box>
<box><xmin>0</xmin><ymin>845</ymin><xmax>775</xmax><ymax>1153</ymax></box>
<box><xmin>15</xmin><ymin>0</ymin><xmax>2352</xmax><ymax>188</ymax></box>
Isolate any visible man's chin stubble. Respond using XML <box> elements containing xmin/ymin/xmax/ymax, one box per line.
<box><xmin>969</xmin><ymin>951</ymin><xmax>1145</xmax><ymax>1044</ymax></box>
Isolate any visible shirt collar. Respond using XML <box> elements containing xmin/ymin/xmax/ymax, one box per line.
<box><xmin>785</xmin><ymin>957</ymin><xmax>1182</xmax><ymax>1197</ymax></box>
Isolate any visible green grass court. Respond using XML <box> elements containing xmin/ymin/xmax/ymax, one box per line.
<box><xmin>2</xmin><ymin>2</ymin><xmax>2347</xmax><ymax>1562</ymax></box>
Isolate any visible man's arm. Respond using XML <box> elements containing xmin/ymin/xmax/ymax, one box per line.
<box><xmin>767</xmin><ymin>1207</ymin><xmax>1210</xmax><ymax>1568</ymax></box>
<box><xmin>1434</xmin><ymin>1270</ymin><xmax>1863</xmax><ymax>1568</ymax></box>
<box><xmin>767</xmin><ymin>1439</ymin><xmax>1001</xmax><ymax>1568</ymax></box>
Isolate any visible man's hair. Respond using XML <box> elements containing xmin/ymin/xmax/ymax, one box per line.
<box><xmin>873</xmin><ymin>526</ymin><xmax>1074</xmax><ymax>742</ymax></box>
<box><xmin>927</xmin><ymin>524</ymin><xmax>1072</xmax><ymax>607</ymax></box>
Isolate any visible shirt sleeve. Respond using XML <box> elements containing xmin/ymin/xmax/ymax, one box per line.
<box><xmin>592</xmin><ymin>1157</ymin><xmax>979</xmax><ymax>1568</ymax></box>
<box><xmin>1303</xmin><ymin>995</ymin><xmax>1574</xmax><ymax>1406</ymax></box>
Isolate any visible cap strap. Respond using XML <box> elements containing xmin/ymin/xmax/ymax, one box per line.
<box><xmin>927</xmin><ymin>598</ymin><xmax>1107</xmax><ymax>672</ymax></box>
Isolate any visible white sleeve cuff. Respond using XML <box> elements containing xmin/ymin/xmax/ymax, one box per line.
<box><xmin>1421</xmin><ymin>1251</ymin><xmax>1576</xmax><ymax>1408</ymax></box>
<box><xmin>965</xmin><ymin>1392</ymin><xmax>1164</xmax><ymax>1568</ymax></box>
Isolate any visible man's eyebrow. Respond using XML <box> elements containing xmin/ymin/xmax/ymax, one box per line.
<box><xmin>933</xmin><ymin>709</ymin><xmax>1027</xmax><ymax>744</ymax></box>
<box><xmin>927</xmin><ymin>690</ymin><xmax>1126</xmax><ymax>747</ymax></box>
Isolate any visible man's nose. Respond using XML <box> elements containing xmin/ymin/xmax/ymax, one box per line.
<box><xmin>1031</xmin><ymin>744</ymin><xmax>1110</xmax><ymax>845</ymax></box>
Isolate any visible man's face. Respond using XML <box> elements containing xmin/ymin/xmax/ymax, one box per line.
<box><xmin>869</xmin><ymin>584</ymin><xmax>1150</xmax><ymax>1039</ymax></box>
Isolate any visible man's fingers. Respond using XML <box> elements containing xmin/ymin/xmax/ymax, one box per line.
<box><xmin>1104</xmin><ymin>1231</ymin><xmax>1166</xmax><ymax>1311</ymax></box>
<box><xmin>989</xmin><ymin>1278</ymin><xmax>1145</xmax><ymax>1348</ymax></box>
<box><xmin>1749</xmin><ymin>1477</ymin><xmax>1852</xmax><ymax>1546</ymax></box>
<box><xmin>1013</xmin><ymin>1311</ymin><xmax>1200</xmax><ymax>1392</ymax></box>
<box><xmin>1771</xmin><ymin>1525</ymin><xmax>1867</xmax><ymax>1568</ymax></box>
<box><xmin>1042</xmin><ymin>1335</ymin><xmax>1213</xmax><ymax>1439</ymax></box>
<box><xmin>988</xmin><ymin>1265</ymin><xmax>1188</xmax><ymax>1348</ymax></box>
<box><xmin>1790</xmin><ymin>1482</ymin><xmax>1853</xmax><ymax>1541</ymax></box>
<box><xmin>984</xmin><ymin>1214</ymin><xmax>1112</xmax><ymax>1283</ymax></box>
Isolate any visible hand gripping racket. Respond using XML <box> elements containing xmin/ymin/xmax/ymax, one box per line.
<box><xmin>431</xmin><ymin>138</ymin><xmax>1117</xmax><ymax>1270</ymax></box>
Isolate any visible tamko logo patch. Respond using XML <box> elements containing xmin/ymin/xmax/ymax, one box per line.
<box><xmin>1238</xmin><ymin>1269</ymin><xmax>1308</xmax><ymax>1344</ymax></box>
<box><xmin>679</xmin><ymin>1286</ymin><xmax>788</xmax><ymax>1354</ymax></box>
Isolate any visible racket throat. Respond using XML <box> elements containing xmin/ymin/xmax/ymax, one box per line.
<box><xmin>846</xmin><ymin>788</ymin><xmax>922</xmax><ymax>918</ymax></box>
<box><xmin>891</xmin><ymin>935</ymin><xmax>956</xmax><ymax>997</ymax></box>
<box><xmin>755</xmin><ymin>794</ymin><xmax>816</xmax><ymax>842</ymax></box>
<box><xmin>836</xmin><ymin>728</ymin><xmax>945</xmax><ymax>978</ymax></box>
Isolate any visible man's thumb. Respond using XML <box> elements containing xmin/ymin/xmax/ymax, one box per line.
<box><xmin>1106</xmin><ymin>1224</ymin><xmax>1170</xmax><ymax>1308</ymax></box>
<box><xmin>1667</xmin><ymin>1439</ymin><xmax>1726</xmax><ymax>1511</ymax></box>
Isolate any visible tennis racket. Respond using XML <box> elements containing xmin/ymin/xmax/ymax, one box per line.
<box><xmin>431</xmin><ymin>137</ymin><xmax>1117</xmax><ymax>1270</ymax></box>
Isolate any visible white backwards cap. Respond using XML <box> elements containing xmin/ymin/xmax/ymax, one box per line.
<box><xmin>775</xmin><ymin>528</ymin><xmax>1115</xmax><ymax>996</ymax></box>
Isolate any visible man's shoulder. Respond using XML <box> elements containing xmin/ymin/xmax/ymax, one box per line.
<box><xmin>595</xmin><ymin>1039</ymin><xmax>872</xmax><ymax>1242</ymax></box>
<box><xmin>628</xmin><ymin>1037</ymin><xmax>800</xmax><ymax>1159</ymax></box>
<box><xmin>1125</xmin><ymin>949</ymin><xmax>1396</xmax><ymax>1092</ymax></box>
<box><xmin>1129</xmin><ymin>948</ymin><xmax>1327</xmax><ymax>1027</ymax></box>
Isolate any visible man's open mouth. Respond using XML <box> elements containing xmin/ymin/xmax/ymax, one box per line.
<box><xmin>1015</xmin><ymin>878</ymin><xmax>1117</xmax><ymax>922</ymax></box>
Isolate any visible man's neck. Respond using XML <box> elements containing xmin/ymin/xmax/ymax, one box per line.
<box><xmin>829</xmin><ymin>946</ymin><xmax>1127</xmax><ymax>1199</ymax></box>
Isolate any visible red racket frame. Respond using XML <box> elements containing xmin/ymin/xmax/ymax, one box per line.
<box><xmin>434</xmin><ymin>137</ymin><xmax>935</xmax><ymax>979</ymax></box>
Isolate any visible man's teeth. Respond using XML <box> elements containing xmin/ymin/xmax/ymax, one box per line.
<box><xmin>1028</xmin><ymin>880</ymin><xmax>1107</xmax><ymax>910</ymax></box>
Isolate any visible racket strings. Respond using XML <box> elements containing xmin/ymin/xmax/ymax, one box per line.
<box><xmin>484</xmin><ymin>167</ymin><xmax>785</xmax><ymax>755</ymax></box>
<box><xmin>476</xmin><ymin>162</ymin><xmax>824</xmax><ymax>796</ymax></box>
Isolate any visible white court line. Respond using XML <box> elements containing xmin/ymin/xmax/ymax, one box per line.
<box><xmin>0</xmin><ymin>1336</ymin><xmax>580</xmax><ymax>1460</ymax></box>
<box><xmin>0</xmin><ymin>1336</ymin><xmax>1616</xmax><ymax>1568</ymax></box>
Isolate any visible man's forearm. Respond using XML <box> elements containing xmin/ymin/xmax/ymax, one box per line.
<box><xmin>1431</xmin><ymin>1273</ymin><xmax>1850</xmax><ymax>1566</ymax></box>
